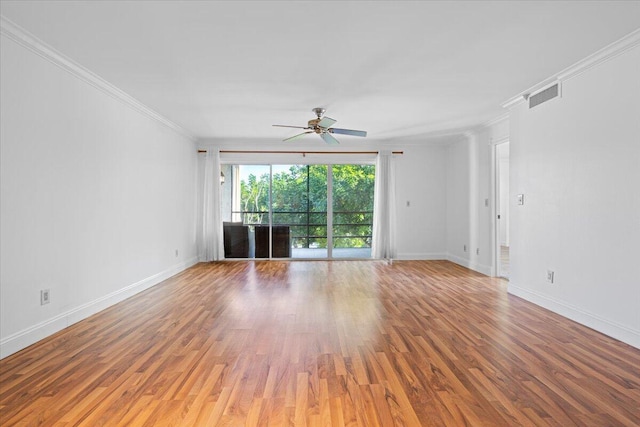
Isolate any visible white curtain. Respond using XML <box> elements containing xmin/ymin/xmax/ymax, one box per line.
<box><xmin>372</xmin><ymin>151</ymin><xmax>397</xmax><ymax>259</ymax></box>
<box><xmin>201</xmin><ymin>149</ymin><xmax>224</xmax><ymax>261</ymax></box>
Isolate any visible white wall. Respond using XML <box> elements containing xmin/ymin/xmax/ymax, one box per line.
<box><xmin>200</xmin><ymin>139</ymin><xmax>450</xmax><ymax>261</ymax></box>
<box><xmin>445</xmin><ymin>137</ymin><xmax>472</xmax><ymax>263</ymax></box>
<box><xmin>508</xmin><ymin>44</ymin><xmax>640</xmax><ymax>348</ymax></box>
<box><xmin>395</xmin><ymin>143</ymin><xmax>448</xmax><ymax>259</ymax></box>
<box><xmin>0</xmin><ymin>33</ymin><xmax>198</xmax><ymax>358</ymax></box>
<box><xmin>445</xmin><ymin>128</ymin><xmax>497</xmax><ymax>276</ymax></box>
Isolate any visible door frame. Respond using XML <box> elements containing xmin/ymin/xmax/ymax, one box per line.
<box><xmin>225</xmin><ymin>162</ymin><xmax>374</xmax><ymax>260</ymax></box>
<box><xmin>493</xmin><ymin>138</ymin><xmax>510</xmax><ymax>278</ymax></box>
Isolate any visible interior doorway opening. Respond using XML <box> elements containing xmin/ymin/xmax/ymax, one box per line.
<box><xmin>496</xmin><ymin>142</ymin><xmax>510</xmax><ymax>278</ymax></box>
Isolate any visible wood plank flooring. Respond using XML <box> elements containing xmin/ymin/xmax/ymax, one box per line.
<box><xmin>1</xmin><ymin>260</ymin><xmax>639</xmax><ymax>426</ymax></box>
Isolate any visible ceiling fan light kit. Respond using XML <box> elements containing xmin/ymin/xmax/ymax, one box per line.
<box><xmin>273</xmin><ymin>108</ymin><xmax>367</xmax><ymax>144</ymax></box>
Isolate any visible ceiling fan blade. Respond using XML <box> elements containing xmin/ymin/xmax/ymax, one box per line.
<box><xmin>329</xmin><ymin>128</ymin><xmax>367</xmax><ymax>137</ymax></box>
<box><xmin>320</xmin><ymin>132</ymin><xmax>340</xmax><ymax>145</ymax></box>
<box><xmin>317</xmin><ymin>117</ymin><xmax>337</xmax><ymax>129</ymax></box>
<box><xmin>273</xmin><ymin>124</ymin><xmax>310</xmax><ymax>130</ymax></box>
<box><xmin>283</xmin><ymin>131</ymin><xmax>313</xmax><ymax>142</ymax></box>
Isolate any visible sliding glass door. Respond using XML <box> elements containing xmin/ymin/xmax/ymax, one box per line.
<box><xmin>221</xmin><ymin>163</ymin><xmax>374</xmax><ymax>259</ymax></box>
<box><xmin>332</xmin><ymin>165</ymin><xmax>375</xmax><ymax>259</ymax></box>
<box><xmin>272</xmin><ymin>165</ymin><xmax>328</xmax><ymax>258</ymax></box>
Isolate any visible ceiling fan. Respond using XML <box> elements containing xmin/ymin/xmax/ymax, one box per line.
<box><xmin>273</xmin><ymin>108</ymin><xmax>367</xmax><ymax>144</ymax></box>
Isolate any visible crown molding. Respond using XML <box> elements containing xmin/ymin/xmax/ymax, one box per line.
<box><xmin>482</xmin><ymin>113</ymin><xmax>509</xmax><ymax>128</ymax></box>
<box><xmin>462</xmin><ymin>130</ymin><xmax>476</xmax><ymax>140</ymax></box>
<box><xmin>557</xmin><ymin>28</ymin><xmax>640</xmax><ymax>82</ymax></box>
<box><xmin>0</xmin><ymin>15</ymin><xmax>196</xmax><ymax>141</ymax></box>
<box><xmin>501</xmin><ymin>92</ymin><xmax>527</xmax><ymax>110</ymax></box>
<box><xmin>502</xmin><ymin>28</ymin><xmax>640</xmax><ymax>110</ymax></box>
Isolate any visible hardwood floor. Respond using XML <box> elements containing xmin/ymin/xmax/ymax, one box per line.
<box><xmin>1</xmin><ymin>260</ymin><xmax>639</xmax><ymax>426</ymax></box>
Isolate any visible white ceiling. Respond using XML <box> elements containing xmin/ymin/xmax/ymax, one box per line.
<box><xmin>2</xmin><ymin>1</ymin><xmax>639</xmax><ymax>143</ymax></box>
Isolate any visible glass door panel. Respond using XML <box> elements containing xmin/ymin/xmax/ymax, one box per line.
<box><xmin>332</xmin><ymin>165</ymin><xmax>375</xmax><ymax>259</ymax></box>
<box><xmin>222</xmin><ymin>164</ymin><xmax>270</xmax><ymax>258</ymax></box>
<box><xmin>271</xmin><ymin>165</ymin><xmax>327</xmax><ymax>259</ymax></box>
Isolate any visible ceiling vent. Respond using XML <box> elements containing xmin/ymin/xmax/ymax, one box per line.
<box><xmin>528</xmin><ymin>83</ymin><xmax>560</xmax><ymax>109</ymax></box>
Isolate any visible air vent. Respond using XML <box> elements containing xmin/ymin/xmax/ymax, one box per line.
<box><xmin>529</xmin><ymin>83</ymin><xmax>559</xmax><ymax>109</ymax></box>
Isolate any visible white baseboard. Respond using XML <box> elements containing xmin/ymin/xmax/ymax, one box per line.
<box><xmin>508</xmin><ymin>282</ymin><xmax>640</xmax><ymax>350</ymax></box>
<box><xmin>446</xmin><ymin>253</ymin><xmax>492</xmax><ymax>276</ymax></box>
<box><xmin>0</xmin><ymin>257</ymin><xmax>199</xmax><ymax>359</ymax></box>
<box><xmin>396</xmin><ymin>252</ymin><xmax>447</xmax><ymax>261</ymax></box>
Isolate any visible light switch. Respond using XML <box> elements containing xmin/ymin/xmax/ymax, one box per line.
<box><xmin>517</xmin><ymin>194</ymin><xmax>524</xmax><ymax>205</ymax></box>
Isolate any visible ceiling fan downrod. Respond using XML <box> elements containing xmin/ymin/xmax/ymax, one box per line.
<box><xmin>312</xmin><ymin>107</ymin><xmax>326</xmax><ymax>119</ymax></box>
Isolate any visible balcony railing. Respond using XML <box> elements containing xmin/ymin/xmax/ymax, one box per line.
<box><xmin>231</xmin><ymin>210</ymin><xmax>373</xmax><ymax>249</ymax></box>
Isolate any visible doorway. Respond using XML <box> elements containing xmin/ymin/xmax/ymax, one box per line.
<box><xmin>220</xmin><ymin>163</ymin><xmax>375</xmax><ymax>259</ymax></box>
<box><xmin>495</xmin><ymin>142</ymin><xmax>510</xmax><ymax>278</ymax></box>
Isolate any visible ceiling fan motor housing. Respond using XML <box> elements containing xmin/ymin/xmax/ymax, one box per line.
<box><xmin>273</xmin><ymin>108</ymin><xmax>366</xmax><ymax>143</ymax></box>
<box><xmin>308</xmin><ymin>118</ymin><xmax>323</xmax><ymax>132</ymax></box>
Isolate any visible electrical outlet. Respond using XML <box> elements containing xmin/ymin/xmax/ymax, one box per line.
<box><xmin>517</xmin><ymin>194</ymin><xmax>525</xmax><ymax>205</ymax></box>
<box><xmin>41</xmin><ymin>289</ymin><xmax>50</xmax><ymax>305</ymax></box>
<box><xmin>546</xmin><ymin>270</ymin><xmax>555</xmax><ymax>284</ymax></box>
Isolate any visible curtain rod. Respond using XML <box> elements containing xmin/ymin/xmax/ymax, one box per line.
<box><xmin>197</xmin><ymin>150</ymin><xmax>403</xmax><ymax>155</ymax></box>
